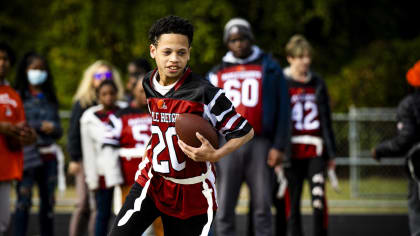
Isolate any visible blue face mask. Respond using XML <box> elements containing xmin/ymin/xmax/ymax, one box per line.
<box><xmin>27</xmin><ymin>69</ymin><xmax>48</xmax><ymax>85</ymax></box>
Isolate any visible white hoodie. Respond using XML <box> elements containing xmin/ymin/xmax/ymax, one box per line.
<box><xmin>80</xmin><ymin>102</ymin><xmax>126</xmax><ymax>190</ymax></box>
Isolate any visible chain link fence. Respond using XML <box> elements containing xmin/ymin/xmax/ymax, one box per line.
<box><xmin>57</xmin><ymin>107</ymin><xmax>409</xmax><ymax>209</ymax></box>
<box><xmin>333</xmin><ymin>106</ymin><xmax>408</xmax><ymax>199</ymax></box>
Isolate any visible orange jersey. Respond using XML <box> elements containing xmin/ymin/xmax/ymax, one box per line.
<box><xmin>0</xmin><ymin>84</ymin><xmax>25</xmax><ymax>181</ymax></box>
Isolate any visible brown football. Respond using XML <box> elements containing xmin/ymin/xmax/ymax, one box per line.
<box><xmin>175</xmin><ymin>113</ymin><xmax>219</xmax><ymax>148</ymax></box>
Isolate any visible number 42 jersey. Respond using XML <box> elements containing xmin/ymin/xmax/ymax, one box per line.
<box><xmin>137</xmin><ymin>68</ymin><xmax>252</xmax><ymax>219</ymax></box>
<box><xmin>284</xmin><ymin>68</ymin><xmax>336</xmax><ymax>160</ymax></box>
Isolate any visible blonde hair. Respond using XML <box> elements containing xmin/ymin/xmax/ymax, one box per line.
<box><xmin>73</xmin><ymin>60</ymin><xmax>124</xmax><ymax>108</ymax></box>
<box><xmin>285</xmin><ymin>34</ymin><xmax>313</xmax><ymax>58</ymax></box>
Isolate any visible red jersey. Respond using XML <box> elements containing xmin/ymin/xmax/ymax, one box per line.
<box><xmin>212</xmin><ymin>64</ymin><xmax>263</xmax><ymax>134</ymax></box>
<box><xmin>104</xmin><ymin>106</ymin><xmax>152</xmax><ymax>186</ymax></box>
<box><xmin>289</xmin><ymin>84</ymin><xmax>322</xmax><ymax>159</ymax></box>
<box><xmin>138</xmin><ymin>68</ymin><xmax>252</xmax><ymax>219</ymax></box>
<box><xmin>0</xmin><ymin>84</ymin><xmax>25</xmax><ymax>181</ymax></box>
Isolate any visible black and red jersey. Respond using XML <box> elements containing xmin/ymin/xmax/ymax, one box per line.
<box><xmin>288</xmin><ymin>82</ymin><xmax>322</xmax><ymax>159</ymax></box>
<box><xmin>138</xmin><ymin>68</ymin><xmax>252</xmax><ymax>219</ymax></box>
<box><xmin>103</xmin><ymin>106</ymin><xmax>152</xmax><ymax>186</ymax></box>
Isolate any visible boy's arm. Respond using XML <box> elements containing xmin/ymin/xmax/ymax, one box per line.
<box><xmin>178</xmin><ymin>128</ymin><xmax>254</xmax><ymax>162</ymax></box>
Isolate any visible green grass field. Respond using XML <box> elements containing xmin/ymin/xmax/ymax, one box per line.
<box><xmin>236</xmin><ymin>177</ymin><xmax>408</xmax><ymax>214</ymax></box>
<box><xmin>11</xmin><ymin>176</ymin><xmax>408</xmax><ymax>214</ymax></box>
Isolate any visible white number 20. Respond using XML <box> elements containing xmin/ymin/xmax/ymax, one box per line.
<box><xmin>151</xmin><ymin>126</ymin><xmax>185</xmax><ymax>173</ymax></box>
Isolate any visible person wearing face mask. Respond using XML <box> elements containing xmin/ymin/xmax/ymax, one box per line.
<box><xmin>13</xmin><ymin>52</ymin><xmax>63</xmax><ymax>236</ymax></box>
<box><xmin>67</xmin><ymin>60</ymin><xmax>124</xmax><ymax>236</ymax></box>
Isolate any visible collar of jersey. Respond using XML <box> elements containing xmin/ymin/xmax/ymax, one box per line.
<box><xmin>149</xmin><ymin>67</ymin><xmax>192</xmax><ymax>97</ymax></box>
<box><xmin>222</xmin><ymin>45</ymin><xmax>262</xmax><ymax>64</ymax></box>
<box><xmin>283</xmin><ymin>66</ymin><xmax>312</xmax><ymax>84</ymax></box>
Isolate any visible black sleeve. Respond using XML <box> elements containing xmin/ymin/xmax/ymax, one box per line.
<box><xmin>318</xmin><ymin>78</ymin><xmax>337</xmax><ymax>159</ymax></box>
<box><xmin>204</xmin><ymin>85</ymin><xmax>252</xmax><ymax>141</ymax></box>
<box><xmin>272</xmin><ymin>71</ymin><xmax>291</xmax><ymax>151</ymax></box>
<box><xmin>67</xmin><ymin>101</ymin><xmax>85</xmax><ymax>162</ymax></box>
<box><xmin>375</xmin><ymin>96</ymin><xmax>418</xmax><ymax>158</ymax></box>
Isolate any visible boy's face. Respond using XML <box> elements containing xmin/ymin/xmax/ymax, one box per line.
<box><xmin>287</xmin><ymin>50</ymin><xmax>312</xmax><ymax>75</ymax></box>
<box><xmin>227</xmin><ymin>32</ymin><xmax>252</xmax><ymax>59</ymax></box>
<box><xmin>150</xmin><ymin>33</ymin><xmax>190</xmax><ymax>82</ymax></box>
<box><xmin>0</xmin><ymin>50</ymin><xmax>11</xmax><ymax>80</ymax></box>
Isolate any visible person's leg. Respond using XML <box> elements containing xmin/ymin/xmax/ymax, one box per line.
<box><xmin>69</xmin><ymin>164</ymin><xmax>91</xmax><ymax>236</ymax></box>
<box><xmin>308</xmin><ymin>157</ymin><xmax>328</xmax><ymax>236</ymax></box>
<box><xmin>0</xmin><ymin>181</ymin><xmax>12</xmax><ymax>235</ymax></box>
<box><xmin>285</xmin><ymin>159</ymin><xmax>306</xmax><ymax>236</ymax></box>
<box><xmin>215</xmin><ymin>142</ymin><xmax>246</xmax><ymax>236</ymax></box>
<box><xmin>13</xmin><ymin>169</ymin><xmax>35</xmax><ymax>236</ymax></box>
<box><xmin>161</xmin><ymin>213</ymin><xmax>208</xmax><ymax>236</ymax></box>
<box><xmin>273</xmin><ymin>185</ymin><xmax>289</xmax><ymax>236</ymax></box>
<box><xmin>94</xmin><ymin>188</ymin><xmax>114</xmax><ymax>236</ymax></box>
<box><xmin>108</xmin><ymin>183</ymin><xmax>159</xmax><ymax>236</ymax></box>
<box><xmin>121</xmin><ymin>183</ymin><xmax>164</xmax><ymax>236</ymax></box>
<box><xmin>38</xmin><ymin>159</ymin><xmax>58</xmax><ymax>236</ymax></box>
<box><xmin>408</xmin><ymin>178</ymin><xmax>420</xmax><ymax>236</ymax></box>
<box><xmin>244</xmin><ymin>137</ymin><xmax>273</xmax><ymax>236</ymax></box>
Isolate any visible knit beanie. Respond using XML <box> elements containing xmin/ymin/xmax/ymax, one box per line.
<box><xmin>407</xmin><ymin>60</ymin><xmax>420</xmax><ymax>87</ymax></box>
<box><xmin>223</xmin><ymin>18</ymin><xmax>254</xmax><ymax>44</ymax></box>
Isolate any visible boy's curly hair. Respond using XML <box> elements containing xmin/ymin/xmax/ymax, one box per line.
<box><xmin>148</xmin><ymin>15</ymin><xmax>194</xmax><ymax>46</ymax></box>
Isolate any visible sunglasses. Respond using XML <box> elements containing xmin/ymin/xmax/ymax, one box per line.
<box><xmin>93</xmin><ymin>71</ymin><xmax>113</xmax><ymax>80</ymax></box>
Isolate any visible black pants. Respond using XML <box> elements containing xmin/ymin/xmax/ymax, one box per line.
<box><xmin>286</xmin><ymin>157</ymin><xmax>328</xmax><ymax>236</ymax></box>
<box><xmin>108</xmin><ymin>182</ymin><xmax>209</xmax><ymax>236</ymax></box>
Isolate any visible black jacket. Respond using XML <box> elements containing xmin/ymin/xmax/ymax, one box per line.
<box><xmin>375</xmin><ymin>91</ymin><xmax>420</xmax><ymax>159</ymax></box>
<box><xmin>284</xmin><ymin>72</ymin><xmax>337</xmax><ymax>162</ymax></box>
<box><xmin>67</xmin><ymin>100</ymin><xmax>95</xmax><ymax>162</ymax></box>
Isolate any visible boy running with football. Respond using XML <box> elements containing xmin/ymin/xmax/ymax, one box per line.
<box><xmin>108</xmin><ymin>15</ymin><xmax>254</xmax><ymax>236</ymax></box>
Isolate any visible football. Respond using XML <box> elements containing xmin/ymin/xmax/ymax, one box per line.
<box><xmin>175</xmin><ymin>113</ymin><xmax>219</xmax><ymax>149</ymax></box>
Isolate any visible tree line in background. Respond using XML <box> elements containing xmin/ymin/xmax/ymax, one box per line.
<box><xmin>1</xmin><ymin>0</ymin><xmax>419</xmax><ymax>111</ymax></box>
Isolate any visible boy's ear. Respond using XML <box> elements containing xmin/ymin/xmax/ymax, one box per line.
<box><xmin>150</xmin><ymin>44</ymin><xmax>156</xmax><ymax>59</ymax></box>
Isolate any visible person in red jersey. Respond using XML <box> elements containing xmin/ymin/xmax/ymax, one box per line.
<box><xmin>108</xmin><ymin>15</ymin><xmax>254</xmax><ymax>236</ymax></box>
<box><xmin>283</xmin><ymin>35</ymin><xmax>336</xmax><ymax>236</ymax></box>
<box><xmin>207</xmin><ymin>18</ymin><xmax>290</xmax><ymax>236</ymax></box>
<box><xmin>103</xmin><ymin>77</ymin><xmax>164</xmax><ymax>236</ymax></box>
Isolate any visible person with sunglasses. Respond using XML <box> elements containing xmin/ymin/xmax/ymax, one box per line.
<box><xmin>124</xmin><ymin>58</ymin><xmax>151</xmax><ymax>102</ymax></box>
<box><xmin>67</xmin><ymin>60</ymin><xmax>124</xmax><ymax>236</ymax></box>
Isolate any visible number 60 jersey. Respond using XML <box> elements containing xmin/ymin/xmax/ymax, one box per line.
<box><xmin>138</xmin><ymin>68</ymin><xmax>252</xmax><ymax>219</ymax></box>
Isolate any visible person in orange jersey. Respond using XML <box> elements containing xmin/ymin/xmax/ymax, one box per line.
<box><xmin>0</xmin><ymin>42</ymin><xmax>36</xmax><ymax>236</ymax></box>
